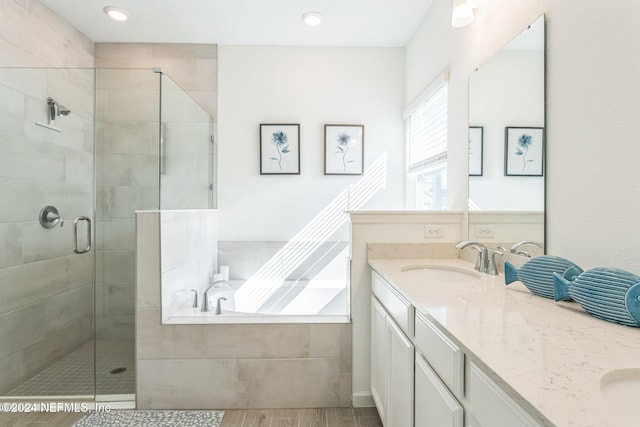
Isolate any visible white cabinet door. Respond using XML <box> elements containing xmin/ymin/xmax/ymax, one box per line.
<box><xmin>371</xmin><ymin>296</ymin><xmax>389</xmax><ymax>424</ymax></box>
<box><xmin>386</xmin><ymin>315</ymin><xmax>414</xmax><ymax>427</ymax></box>
<box><xmin>415</xmin><ymin>354</ymin><xmax>463</xmax><ymax>427</ymax></box>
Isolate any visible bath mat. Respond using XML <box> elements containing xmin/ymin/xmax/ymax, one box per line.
<box><xmin>73</xmin><ymin>410</ymin><xmax>224</xmax><ymax>426</ymax></box>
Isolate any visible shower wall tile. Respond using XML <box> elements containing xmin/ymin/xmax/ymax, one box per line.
<box><xmin>130</xmin><ymin>155</ymin><xmax>159</xmax><ymax>186</ymax></box>
<box><xmin>0</xmin><ymin>351</ymin><xmax>25</xmax><ymax>394</ymax></box>
<box><xmin>0</xmin><ymin>85</ymin><xmax>25</xmax><ymax>135</ymax></box>
<box><xmin>96</xmin><ymin>68</ymin><xmax>159</xmax><ymax>91</ymax></box>
<box><xmin>22</xmin><ymin>222</ymin><xmax>74</xmax><ymax>263</ymax></box>
<box><xmin>0</xmin><ymin>303</ymin><xmax>46</xmax><ymax>359</ymax></box>
<box><xmin>104</xmin><ymin>90</ymin><xmax>159</xmax><ymax>122</ymax></box>
<box><xmin>95</xmin><ymin>43</ymin><xmax>153</xmax><ymax>59</ymax></box>
<box><xmin>0</xmin><ymin>68</ymin><xmax>47</xmax><ymax>100</ymax></box>
<box><xmin>96</xmin><ymin>121</ymin><xmax>156</xmax><ymax>154</ymax></box>
<box><xmin>0</xmin><ymin>223</ymin><xmax>23</xmax><ymax>269</ymax></box>
<box><xmin>0</xmin><ymin>136</ymin><xmax>66</xmax><ymax>182</ymax></box>
<box><xmin>0</xmin><ymin>258</ymin><xmax>68</xmax><ymax>314</ymax></box>
<box><xmin>98</xmin><ymin>154</ymin><xmax>132</xmax><ymax>186</ymax></box>
<box><xmin>96</xmin><ymin>219</ymin><xmax>135</xmax><ymax>251</ymax></box>
<box><xmin>66</xmin><ymin>255</ymin><xmax>93</xmax><ymax>291</ymax></box>
<box><xmin>44</xmin><ymin>284</ymin><xmax>93</xmax><ymax>333</ymax></box>
<box><xmin>0</xmin><ymin>0</ymin><xmax>94</xmax><ymax>69</ymax></box>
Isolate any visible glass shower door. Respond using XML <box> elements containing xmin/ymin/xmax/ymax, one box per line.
<box><xmin>0</xmin><ymin>67</ymin><xmax>96</xmax><ymax>397</ymax></box>
<box><xmin>94</xmin><ymin>68</ymin><xmax>161</xmax><ymax>398</ymax></box>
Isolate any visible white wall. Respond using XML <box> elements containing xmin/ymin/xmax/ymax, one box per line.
<box><xmin>217</xmin><ymin>46</ymin><xmax>405</xmax><ymax>241</ymax></box>
<box><xmin>405</xmin><ymin>0</ymin><xmax>640</xmax><ymax>269</ymax></box>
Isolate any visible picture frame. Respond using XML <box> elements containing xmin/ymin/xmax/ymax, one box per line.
<box><xmin>504</xmin><ymin>126</ymin><xmax>544</xmax><ymax>176</ymax></box>
<box><xmin>468</xmin><ymin>126</ymin><xmax>483</xmax><ymax>176</ymax></box>
<box><xmin>260</xmin><ymin>124</ymin><xmax>300</xmax><ymax>175</ymax></box>
<box><xmin>324</xmin><ymin>124</ymin><xmax>364</xmax><ymax>175</ymax></box>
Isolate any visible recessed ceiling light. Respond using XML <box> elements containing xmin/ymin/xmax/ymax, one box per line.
<box><xmin>104</xmin><ymin>6</ymin><xmax>128</xmax><ymax>22</ymax></box>
<box><xmin>302</xmin><ymin>11</ymin><xmax>323</xmax><ymax>26</ymax></box>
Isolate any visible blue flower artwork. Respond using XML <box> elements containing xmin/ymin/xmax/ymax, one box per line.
<box><xmin>324</xmin><ymin>124</ymin><xmax>364</xmax><ymax>175</ymax></box>
<box><xmin>335</xmin><ymin>132</ymin><xmax>354</xmax><ymax>172</ymax></box>
<box><xmin>260</xmin><ymin>124</ymin><xmax>300</xmax><ymax>175</ymax></box>
<box><xmin>270</xmin><ymin>130</ymin><xmax>289</xmax><ymax>171</ymax></box>
<box><xmin>505</xmin><ymin>127</ymin><xmax>544</xmax><ymax>176</ymax></box>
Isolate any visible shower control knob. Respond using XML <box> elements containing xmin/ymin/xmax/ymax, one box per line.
<box><xmin>39</xmin><ymin>205</ymin><xmax>64</xmax><ymax>229</ymax></box>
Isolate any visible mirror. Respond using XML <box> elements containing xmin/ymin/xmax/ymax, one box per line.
<box><xmin>468</xmin><ymin>15</ymin><xmax>545</xmax><ymax>255</ymax></box>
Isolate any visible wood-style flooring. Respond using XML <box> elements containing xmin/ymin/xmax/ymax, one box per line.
<box><xmin>0</xmin><ymin>407</ymin><xmax>382</xmax><ymax>427</ymax></box>
<box><xmin>221</xmin><ymin>408</ymin><xmax>382</xmax><ymax>427</ymax></box>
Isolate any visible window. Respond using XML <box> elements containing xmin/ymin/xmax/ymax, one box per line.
<box><xmin>405</xmin><ymin>73</ymin><xmax>448</xmax><ymax>210</ymax></box>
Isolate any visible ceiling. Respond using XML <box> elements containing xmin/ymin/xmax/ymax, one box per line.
<box><xmin>40</xmin><ymin>0</ymin><xmax>435</xmax><ymax>47</ymax></box>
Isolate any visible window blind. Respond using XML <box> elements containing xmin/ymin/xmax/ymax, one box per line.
<box><xmin>405</xmin><ymin>74</ymin><xmax>448</xmax><ymax>173</ymax></box>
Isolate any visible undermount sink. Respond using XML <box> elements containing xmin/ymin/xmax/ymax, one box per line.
<box><xmin>400</xmin><ymin>265</ymin><xmax>481</xmax><ymax>282</ymax></box>
<box><xmin>600</xmin><ymin>368</ymin><xmax>640</xmax><ymax>423</ymax></box>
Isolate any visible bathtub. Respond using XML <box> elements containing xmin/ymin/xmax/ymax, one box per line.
<box><xmin>165</xmin><ymin>279</ymin><xmax>350</xmax><ymax>324</ymax></box>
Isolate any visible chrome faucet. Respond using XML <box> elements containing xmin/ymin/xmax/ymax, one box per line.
<box><xmin>487</xmin><ymin>250</ymin><xmax>504</xmax><ymax>275</ymax></box>
<box><xmin>215</xmin><ymin>297</ymin><xmax>227</xmax><ymax>315</ymax></box>
<box><xmin>510</xmin><ymin>240</ymin><xmax>543</xmax><ymax>255</ymax></box>
<box><xmin>455</xmin><ymin>241</ymin><xmax>489</xmax><ymax>273</ymax></box>
<box><xmin>201</xmin><ymin>280</ymin><xmax>231</xmax><ymax>313</ymax></box>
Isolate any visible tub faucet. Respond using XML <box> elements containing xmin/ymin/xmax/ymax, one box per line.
<box><xmin>201</xmin><ymin>282</ymin><xmax>217</xmax><ymax>312</ymax></box>
<box><xmin>456</xmin><ymin>241</ymin><xmax>489</xmax><ymax>273</ymax></box>
<box><xmin>215</xmin><ymin>297</ymin><xmax>227</xmax><ymax>315</ymax></box>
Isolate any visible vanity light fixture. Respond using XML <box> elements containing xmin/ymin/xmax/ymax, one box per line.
<box><xmin>302</xmin><ymin>11</ymin><xmax>323</xmax><ymax>26</ymax></box>
<box><xmin>103</xmin><ymin>6</ymin><xmax>129</xmax><ymax>22</ymax></box>
<box><xmin>451</xmin><ymin>0</ymin><xmax>474</xmax><ymax>28</ymax></box>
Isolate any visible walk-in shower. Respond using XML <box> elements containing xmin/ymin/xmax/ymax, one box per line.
<box><xmin>0</xmin><ymin>67</ymin><xmax>213</xmax><ymax>403</ymax></box>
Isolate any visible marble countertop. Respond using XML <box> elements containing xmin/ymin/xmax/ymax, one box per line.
<box><xmin>369</xmin><ymin>258</ymin><xmax>640</xmax><ymax>427</ymax></box>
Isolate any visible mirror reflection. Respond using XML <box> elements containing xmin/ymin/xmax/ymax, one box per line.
<box><xmin>468</xmin><ymin>15</ymin><xmax>545</xmax><ymax>255</ymax></box>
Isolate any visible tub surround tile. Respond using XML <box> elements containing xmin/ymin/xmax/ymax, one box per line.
<box><xmin>203</xmin><ymin>324</ymin><xmax>310</xmax><ymax>359</ymax></box>
<box><xmin>137</xmin><ymin>309</ymin><xmax>205</xmax><ymax>359</ymax></box>
<box><xmin>237</xmin><ymin>358</ymin><xmax>340</xmax><ymax>408</ymax></box>
<box><xmin>137</xmin><ymin>359</ymin><xmax>240</xmax><ymax>409</ymax></box>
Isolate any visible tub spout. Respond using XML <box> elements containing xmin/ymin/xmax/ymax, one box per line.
<box><xmin>215</xmin><ymin>297</ymin><xmax>227</xmax><ymax>315</ymax></box>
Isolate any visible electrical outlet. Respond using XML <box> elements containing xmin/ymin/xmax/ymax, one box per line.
<box><xmin>424</xmin><ymin>224</ymin><xmax>444</xmax><ymax>238</ymax></box>
<box><xmin>476</xmin><ymin>224</ymin><xmax>495</xmax><ymax>238</ymax></box>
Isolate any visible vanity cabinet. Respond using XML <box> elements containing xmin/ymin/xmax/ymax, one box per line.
<box><xmin>370</xmin><ymin>269</ymin><xmax>542</xmax><ymax>427</ymax></box>
<box><xmin>371</xmin><ymin>271</ymin><xmax>414</xmax><ymax>427</ymax></box>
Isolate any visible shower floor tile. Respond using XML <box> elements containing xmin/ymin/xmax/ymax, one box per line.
<box><xmin>5</xmin><ymin>339</ymin><xmax>134</xmax><ymax>397</ymax></box>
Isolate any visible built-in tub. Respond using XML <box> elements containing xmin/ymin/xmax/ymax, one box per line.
<box><xmin>165</xmin><ymin>279</ymin><xmax>350</xmax><ymax>324</ymax></box>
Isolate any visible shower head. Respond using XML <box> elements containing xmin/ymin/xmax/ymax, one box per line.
<box><xmin>46</xmin><ymin>97</ymin><xmax>71</xmax><ymax>119</ymax></box>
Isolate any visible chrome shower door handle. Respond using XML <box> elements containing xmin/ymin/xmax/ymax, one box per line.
<box><xmin>73</xmin><ymin>216</ymin><xmax>92</xmax><ymax>254</ymax></box>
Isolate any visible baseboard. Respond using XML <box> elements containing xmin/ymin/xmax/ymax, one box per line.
<box><xmin>352</xmin><ymin>391</ymin><xmax>375</xmax><ymax>408</ymax></box>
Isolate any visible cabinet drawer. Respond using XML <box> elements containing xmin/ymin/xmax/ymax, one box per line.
<box><xmin>468</xmin><ymin>361</ymin><xmax>541</xmax><ymax>427</ymax></box>
<box><xmin>414</xmin><ymin>310</ymin><xmax>464</xmax><ymax>397</ymax></box>
<box><xmin>372</xmin><ymin>271</ymin><xmax>414</xmax><ymax>336</ymax></box>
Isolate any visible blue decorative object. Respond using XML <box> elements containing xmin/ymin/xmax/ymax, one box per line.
<box><xmin>553</xmin><ymin>268</ymin><xmax>640</xmax><ymax>327</ymax></box>
<box><xmin>504</xmin><ymin>255</ymin><xmax>583</xmax><ymax>299</ymax></box>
